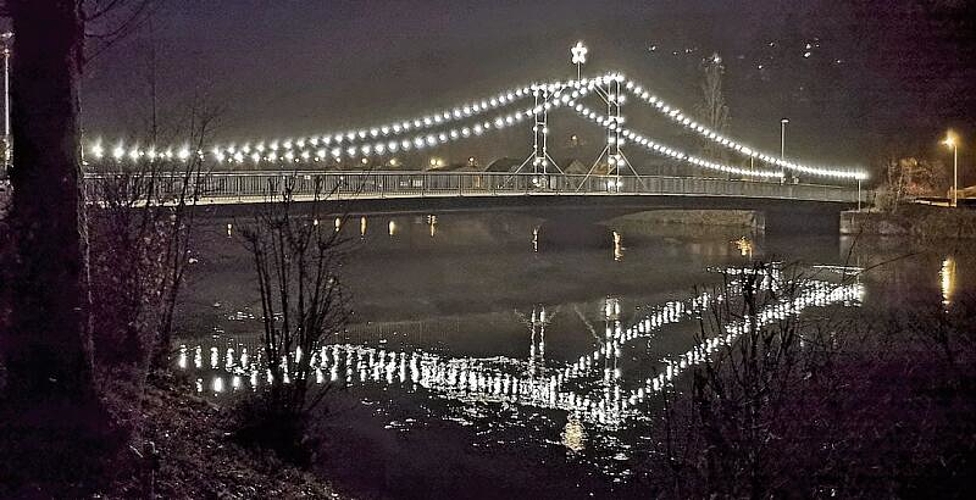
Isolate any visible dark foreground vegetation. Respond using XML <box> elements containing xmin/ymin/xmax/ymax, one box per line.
<box><xmin>100</xmin><ymin>373</ymin><xmax>343</xmax><ymax>499</ymax></box>
<box><xmin>0</xmin><ymin>175</ymin><xmax>347</xmax><ymax>497</ymax></box>
<box><xmin>640</xmin><ymin>262</ymin><xmax>976</xmax><ymax>498</ymax></box>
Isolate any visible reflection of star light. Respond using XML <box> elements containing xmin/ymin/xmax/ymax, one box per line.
<box><xmin>941</xmin><ymin>257</ymin><xmax>956</xmax><ymax>307</ymax></box>
<box><xmin>428</xmin><ymin>214</ymin><xmax>437</xmax><ymax>238</ymax></box>
<box><xmin>734</xmin><ymin>236</ymin><xmax>754</xmax><ymax>257</ymax></box>
<box><xmin>613</xmin><ymin>231</ymin><xmax>624</xmax><ymax>261</ymax></box>
<box><xmin>561</xmin><ymin>416</ymin><xmax>586</xmax><ymax>453</ymax></box>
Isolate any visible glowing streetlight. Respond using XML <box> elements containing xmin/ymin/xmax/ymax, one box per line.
<box><xmin>780</xmin><ymin>118</ymin><xmax>789</xmax><ymax>158</ymax></box>
<box><xmin>2</xmin><ymin>32</ymin><xmax>12</xmax><ymax>171</ymax></box>
<box><xmin>571</xmin><ymin>41</ymin><xmax>588</xmax><ymax>81</ymax></box>
<box><xmin>780</xmin><ymin>118</ymin><xmax>789</xmax><ymax>182</ymax></box>
<box><xmin>942</xmin><ymin>131</ymin><xmax>959</xmax><ymax>207</ymax></box>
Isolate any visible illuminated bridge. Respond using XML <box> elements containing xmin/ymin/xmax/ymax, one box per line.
<box><xmin>85</xmin><ymin>71</ymin><xmax>870</xmax><ymax>229</ymax></box>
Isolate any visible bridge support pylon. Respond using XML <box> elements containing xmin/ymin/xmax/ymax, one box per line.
<box><xmin>515</xmin><ymin>84</ymin><xmax>563</xmax><ymax>185</ymax></box>
<box><xmin>579</xmin><ymin>74</ymin><xmax>640</xmax><ymax>193</ymax></box>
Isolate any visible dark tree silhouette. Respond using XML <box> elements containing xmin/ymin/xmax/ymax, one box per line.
<box><xmin>0</xmin><ymin>0</ymin><xmax>139</xmax><ymax>494</ymax></box>
<box><xmin>4</xmin><ymin>0</ymin><xmax>98</xmax><ymax>409</ymax></box>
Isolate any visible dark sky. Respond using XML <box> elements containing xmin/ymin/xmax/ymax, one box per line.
<box><xmin>71</xmin><ymin>0</ymin><xmax>975</xmax><ymax>177</ymax></box>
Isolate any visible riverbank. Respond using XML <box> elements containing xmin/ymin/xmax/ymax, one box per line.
<box><xmin>842</xmin><ymin>205</ymin><xmax>976</xmax><ymax>238</ymax></box>
<box><xmin>98</xmin><ymin>374</ymin><xmax>347</xmax><ymax>499</ymax></box>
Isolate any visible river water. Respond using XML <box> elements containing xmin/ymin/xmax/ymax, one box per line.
<box><xmin>173</xmin><ymin>211</ymin><xmax>972</xmax><ymax>499</ymax></box>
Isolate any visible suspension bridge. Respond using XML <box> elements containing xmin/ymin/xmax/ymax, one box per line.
<box><xmin>84</xmin><ymin>70</ymin><xmax>870</xmax><ymax>230</ymax></box>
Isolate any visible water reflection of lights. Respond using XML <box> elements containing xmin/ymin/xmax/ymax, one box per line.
<box><xmin>360</xmin><ymin>216</ymin><xmax>368</xmax><ymax>237</ymax></box>
<box><xmin>532</xmin><ymin>226</ymin><xmax>540</xmax><ymax>252</ymax></box>
<box><xmin>388</xmin><ymin>220</ymin><xmax>397</xmax><ymax>236</ymax></box>
<box><xmin>733</xmin><ymin>236</ymin><xmax>753</xmax><ymax>257</ymax></box>
<box><xmin>428</xmin><ymin>214</ymin><xmax>438</xmax><ymax>238</ymax></box>
<box><xmin>941</xmin><ymin>257</ymin><xmax>956</xmax><ymax>307</ymax></box>
<box><xmin>561</xmin><ymin>416</ymin><xmax>586</xmax><ymax>453</ymax></box>
<box><xmin>626</xmin><ymin>280</ymin><xmax>862</xmax><ymax>409</ymax></box>
<box><xmin>612</xmin><ymin>231</ymin><xmax>624</xmax><ymax>262</ymax></box>
<box><xmin>177</xmin><ymin>266</ymin><xmax>862</xmax><ymax>431</ymax></box>
<box><xmin>226</xmin><ymin>223</ymin><xmax>233</xmax><ymax>238</ymax></box>
<box><xmin>334</xmin><ymin>217</ymin><xmax>341</xmax><ymax>231</ymax></box>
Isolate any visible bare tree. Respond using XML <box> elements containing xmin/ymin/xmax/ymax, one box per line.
<box><xmin>236</xmin><ymin>177</ymin><xmax>350</xmax><ymax>463</ymax></box>
<box><xmin>88</xmin><ymin>102</ymin><xmax>216</xmax><ymax>387</ymax></box>
<box><xmin>82</xmin><ymin>0</ymin><xmax>157</xmax><ymax>62</ymax></box>
<box><xmin>696</xmin><ymin>53</ymin><xmax>731</xmax><ymax>165</ymax></box>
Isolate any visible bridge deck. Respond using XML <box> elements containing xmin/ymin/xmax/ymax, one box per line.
<box><xmin>86</xmin><ymin>171</ymin><xmax>863</xmax><ymax>206</ymax></box>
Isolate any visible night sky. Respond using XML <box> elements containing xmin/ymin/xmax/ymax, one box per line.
<box><xmin>43</xmin><ymin>0</ymin><xmax>976</xmax><ymax>178</ymax></box>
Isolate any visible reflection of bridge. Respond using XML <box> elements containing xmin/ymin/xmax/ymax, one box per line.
<box><xmin>178</xmin><ymin>267</ymin><xmax>863</xmax><ymax>428</ymax></box>
<box><xmin>87</xmin><ymin>72</ymin><xmax>869</xmax><ymax>226</ymax></box>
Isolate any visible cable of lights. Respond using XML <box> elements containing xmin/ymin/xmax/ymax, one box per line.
<box><xmin>91</xmin><ymin>78</ymin><xmax>604</xmax><ymax>166</ymax></box>
<box><xmin>88</xmin><ymin>74</ymin><xmax>616</xmax><ymax>165</ymax></box>
<box><xmin>621</xmin><ymin>78</ymin><xmax>867</xmax><ymax>181</ymax></box>
<box><xmin>568</xmin><ymin>101</ymin><xmax>783</xmax><ymax>179</ymax></box>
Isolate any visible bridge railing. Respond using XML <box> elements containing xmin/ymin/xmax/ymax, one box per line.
<box><xmin>84</xmin><ymin>171</ymin><xmax>861</xmax><ymax>204</ymax></box>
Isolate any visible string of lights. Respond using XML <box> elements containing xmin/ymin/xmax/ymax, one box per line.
<box><xmin>568</xmin><ymin>101</ymin><xmax>783</xmax><ymax>179</ymax></box>
<box><xmin>87</xmin><ymin>75</ymin><xmax>614</xmax><ymax>166</ymax></box>
<box><xmin>85</xmin><ymin>70</ymin><xmax>866</xmax><ymax>182</ymax></box>
<box><xmin>88</xmin><ymin>81</ymin><xmax>600</xmax><ymax>166</ymax></box>
<box><xmin>621</xmin><ymin>78</ymin><xmax>867</xmax><ymax>181</ymax></box>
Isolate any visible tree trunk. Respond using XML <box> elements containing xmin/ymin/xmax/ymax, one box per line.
<box><xmin>5</xmin><ymin>0</ymin><xmax>96</xmax><ymax>406</ymax></box>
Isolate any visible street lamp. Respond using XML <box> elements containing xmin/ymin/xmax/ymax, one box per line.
<box><xmin>780</xmin><ymin>118</ymin><xmax>789</xmax><ymax>158</ymax></box>
<box><xmin>780</xmin><ymin>118</ymin><xmax>789</xmax><ymax>182</ymax></box>
<box><xmin>942</xmin><ymin>131</ymin><xmax>959</xmax><ymax>207</ymax></box>
<box><xmin>2</xmin><ymin>32</ymin><xmax>12</xmax><ymax>171</ymax></box>
<box><xmin>571</xmin><ymin>41</ymin><xmax>587</xmax><ymax>82</ymax></box>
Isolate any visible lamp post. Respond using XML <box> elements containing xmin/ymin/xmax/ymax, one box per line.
<box><xmin>2</xmin><ymin>32</ymin><xmax>12</xmax><ymax>172</ymax></box>
<box><xmin>571</xmin><ymin>41</ymin><xmax>587</xmax><ymax>82</ymax></box>
<box><xmin>780</xmin><ymin>118</ymin><xmax>789</xmax><ymax>158</ymax></box>
<box><xmin>942</xmin><ymin>132</ymin><xmax>959</xmax><ymax>207</ymax></box>
<box><xmin>780</xmin><ymin>118</ymin><xmax>789</xmax><ymax>181</ymax></box>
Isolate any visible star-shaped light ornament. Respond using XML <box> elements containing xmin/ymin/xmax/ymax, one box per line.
<box><xmin>571</xmin><ymin>42</ymin><xmax>588</xmax><ymax>65</ymax></box>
